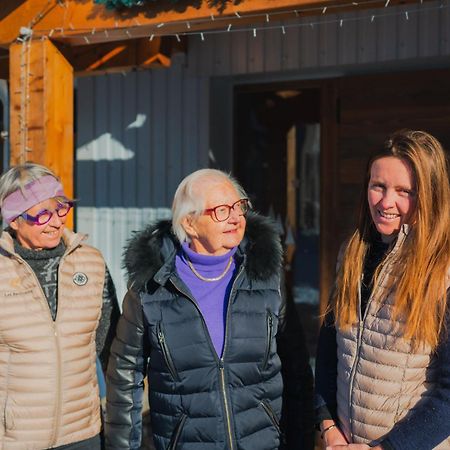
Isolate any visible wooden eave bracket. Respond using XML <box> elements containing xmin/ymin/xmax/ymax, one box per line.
<box><xmin>55</xmin><ymin>35</ymin><xmax>183</xmax><ymax>75</ymax></box>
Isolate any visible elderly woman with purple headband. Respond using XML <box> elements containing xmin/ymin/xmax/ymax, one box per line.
<box><xmin>0</xmin><ymin>163</ymin><xmax>119</xmax><ymax>450</ymax></box>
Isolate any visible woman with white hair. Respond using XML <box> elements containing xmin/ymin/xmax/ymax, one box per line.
<box><xmin>106</xmin><ymin>168</ymin><xmax>314</xmax><ymax>450</ymax></box>
<box><xmin>0</xmin><ymin>163</ymin><xmax>119</xmax><ymax>450</ymax></box>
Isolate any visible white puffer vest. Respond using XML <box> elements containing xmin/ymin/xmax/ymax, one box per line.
<box><xmin>336</xmin><ymin>226</ymin><xmax>450</xmax><ymax>449</ymax></box>
<box><xmin>0</xmin><ymin>229</ymin><xmax>105</xmax><ymax>449</ymax></box>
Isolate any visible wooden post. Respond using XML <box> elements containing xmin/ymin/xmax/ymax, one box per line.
<box><xmin>285</xmin><ymin>125</ymin><xmax>297</xmax><ymax>266</ymax></box>
<box><xmin>9</xmin><ymin>39</ymin><xmax>74</xmax><ymax>227</ymax></box>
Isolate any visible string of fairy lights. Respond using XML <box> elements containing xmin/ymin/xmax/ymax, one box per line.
<box><xmin>17</xmin><ymin>39</ymin><xmax>32</xmax><ymax>163</ymax></box>
<box><xmin>14</xmin><ymin>0</ymin><xmax>448</xmax><ymax>161</ymax></box>
<box><xmin>18</xmin><ymin>0</ymin><xmax>449</xmax><ymax>45</ymax></box>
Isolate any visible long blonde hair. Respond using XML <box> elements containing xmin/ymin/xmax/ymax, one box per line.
<box><xmin>332</xmin><ymin>130</ymin><xmax>450</xmax><ymax>349</ymax></box>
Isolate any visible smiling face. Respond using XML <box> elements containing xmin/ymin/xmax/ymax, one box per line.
<box><xmin>367</xmin><ymin>156</ymin><xmax>417</xmax><ymax>242</ymax></box>
<box><xmin>182</xmin><ymin>180</ymin><xmax>247</xmax><ymax>256</ymax></box>
<box><xmin>10</xmin><ymin>197</ymin><xmax>67</xmax><ymax>250</ymax></box>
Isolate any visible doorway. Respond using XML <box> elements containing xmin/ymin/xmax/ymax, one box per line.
<box><xmin>234</xmin><ymin>84</ymin><xmax>322</xmax><ymax>361</ymax></box>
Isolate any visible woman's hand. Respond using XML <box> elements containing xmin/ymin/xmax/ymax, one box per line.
<box><xmin>320</xmin><ymin>421</ymin><xmax>384</xmax><ymax>450</ymax></box>
<box><xmin>320</xmin><ymin>420</ymin><xmax>347</xmax><ymax>449</ymax></box>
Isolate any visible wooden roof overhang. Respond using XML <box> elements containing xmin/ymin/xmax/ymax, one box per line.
<box><xmin>1</xmin><ymin>0</ymin><xmax>422</xmax><ymax>74</ymax></box>
<box><xmin>0</xmin><ymin>0</ymin><xmax>428</xmax><ymax>213</ymax></box>
<box><xmin>0</xmin><ymin>0</ymin><xmax>400</xmax><ymax>44</ymax></box>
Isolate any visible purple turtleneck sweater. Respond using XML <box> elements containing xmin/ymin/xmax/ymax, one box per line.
<box><xmin>175</xmin><ymin>243</ymin><xmax>238</xmax><ymax>357</ymax></box>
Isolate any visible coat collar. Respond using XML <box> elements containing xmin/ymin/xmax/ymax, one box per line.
<box><xmin>0</xmin><ymin>228</ymin><xmax>86</xmax><ymax>258</ymax></box>
<box><xmin>123</xmin><ymin>212</ymin><xmax>283</xmax><ymax>291</ymax></box>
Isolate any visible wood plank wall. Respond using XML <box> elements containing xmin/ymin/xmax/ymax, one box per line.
<box><xmin>335</xmin><ymin>69</ymin><xmax>450</xmax><ymax>244</ymax></box>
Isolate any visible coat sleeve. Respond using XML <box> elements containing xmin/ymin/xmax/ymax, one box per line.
<box><xmin>314</xmin><ymin>312</ymin><xmax>338</xmax><ymax>424</ymax></box>
<box><xmin>314</xmin><ymin>243</ymin><xmax>346</xmax><ymax>426</ymax></box>
<box><xmin>277</xmin><ymin>282</ymin><xmax>315</xmax><ymax>450</ymax></box>
<box><xmin>96</xmin><ymin>265</ymin><xmax>120</xmax><ymax>372</ymax></box>
<box><xmin>105</xmin><ymin>289</ymin><xmax>149</xmax><ymax>450</ymax></box>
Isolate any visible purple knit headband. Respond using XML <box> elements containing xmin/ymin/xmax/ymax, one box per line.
<box><xmin>1</xmin><ymin>175</ymin><xmax>65</xmax><ymax>224</ymax></box>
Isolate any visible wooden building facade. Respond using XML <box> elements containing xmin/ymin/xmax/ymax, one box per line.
<box><xmin>74</xmin><ymin>0</ymin><xmax>450</xmax><ymax>311</ymax></box>
<box><xmin>1</xmin><ymin>2</ymin><xmax>450</xmax><ymax>353</ymax></box>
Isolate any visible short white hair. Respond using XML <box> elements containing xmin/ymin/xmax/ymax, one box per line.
<box><xmin>172</xmin><ymin>169</ymin><xmax>247</xmax><ymax>243</ymax></box>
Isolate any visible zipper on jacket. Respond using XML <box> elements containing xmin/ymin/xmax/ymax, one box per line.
<box><xmin>167</xmin><ymin>413</ymin><xmax>187</xmax><ymax>450</ymax></box>
<box><xmin>260</xmin><ymin>400</ymin><xmax>282</xmax><ymax>436</ymax></box>
<box><xmin>3</xmin><ymin>351</ymin><xmax>12</xmax><ymax>432</ymax></box>
<box><xmin>170</xmin><ymin>276</ymin><xmax>235</xmax><ymax>448</ymax></box>
<box><xmin>157</xmin><ymin>321</ymin><xmax>180</xmax><ymax>381</ymax></box>
<box><xmin>52</xmin><ymin>255</ymin><xmax>69</xmax><ymax>446</ymax></box>
<box><xmin>219</xmin><ymin>359</ymin><xmax>234</xmax><ymax>450</ymax></box>
<box><xmin>262</xmin><ymin>311</ymin><xmax>273</xmax><ymax>371</ymax></box>
<box><xmin>346</xmin><ymin>249</ymin><xmax>397</xmax><ymax>440</ymax></box>
<box><xmin>217</xmin><ymin>262</ymin><xmax>245</xmax><ymax>450</ymax></box>
<box><xmin>52</xmin><ymin>325</ymin><xmax>63</xmax><ymax>446</ymax></box>
<box><xmin>2</xmin><ymin>395</ymin><xmax>8</xmax><ymax>431</ymax></box>
<box><xmin>169</xmin><ymin>262</ymin><xmax>245</xmax><ymax>450</ymax></box>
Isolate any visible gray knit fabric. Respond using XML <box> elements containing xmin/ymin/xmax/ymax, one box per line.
<box><xmin>14</xmin><ymin>239</ymin><xmax>64</xmax><ymax>320</ymax></box>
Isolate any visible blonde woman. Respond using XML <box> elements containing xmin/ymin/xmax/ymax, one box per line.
<box><xmin>315</xmin><ymin>130</ymin><xmax>450</xmax><ymax>450</ymax></box>
<box><xmin>0</xmin><ymin>163</ymin><xmax>119</xmax><ymax>449</ymax></box>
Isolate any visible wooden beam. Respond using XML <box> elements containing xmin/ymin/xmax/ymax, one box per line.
<box><xmin>56</xmin><ymin>36</ymin><xmax>183</xmax><ymax>75</ymax></box>
<box><xmin>0</xmin><ymin>0</ymin><xmax>420</xmax><ymax>47</ymax></box>
<box><xmin>0</xmin><ymin>0</ymin><xmax>60</xmax><ymax>47</ymax></box>
<box><xmin>285</xmin><ymin>125</ymin><xmax>297</xmax><ymax>265</ymax></box>
<box><xmin>9</xmin><ymin>39</ymin><xmax>74</xmax><ymax>226</ymax></box>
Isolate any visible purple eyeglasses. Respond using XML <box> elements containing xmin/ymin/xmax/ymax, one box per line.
<box><xmin>19</xmin><ymin>201</ymin><xmax>73</xmax><ymax>225</ymax></box>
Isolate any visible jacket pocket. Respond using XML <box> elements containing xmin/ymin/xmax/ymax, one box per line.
<box><xmin>260</xmin><ymin>400</ymin><xmax>281</xmax><ymax>436</ymax></box>
<box><xmin>167</xmin><ymin>413</ymin><xmax>187</xmax><ymax>450</ymax></box>
<box><xmin>262</xmin><ymin>310</ymin><xmax>274</xmax><ymax>370</ymax></box>
<box><xmin>157</xmin><ymin>321</ymin><xmax>180</xmax><ymax>381</ymax></box>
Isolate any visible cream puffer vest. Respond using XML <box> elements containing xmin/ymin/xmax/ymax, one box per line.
<box><xmin>0</xmin><ymin>229</ymin><xmax>105</xmax><ymax>449</ymax></box>
<box><xmin>336</xmin><ymin>227</ymin><xmax>450</xmax><ymax>449</ymax></box>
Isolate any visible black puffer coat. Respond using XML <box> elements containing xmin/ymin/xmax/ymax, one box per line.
<box><xmin>105</xmin><ymin>213</ymin><xmax>314</xmax><ymax>450</ymax></box>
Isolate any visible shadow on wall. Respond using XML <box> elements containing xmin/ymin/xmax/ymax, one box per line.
<box><xmin>76</xmin><ymin>112</ymin><xmax>171</xmax><ymax>208</ymax></box>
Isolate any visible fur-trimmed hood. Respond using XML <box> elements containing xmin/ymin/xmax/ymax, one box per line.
<box><xmin>123</xmin><ymin>212</ymin><xmax>283</xmax><ymax>291</ymax></box>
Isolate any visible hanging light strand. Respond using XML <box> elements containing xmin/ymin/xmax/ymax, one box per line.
<box><xmin>32</xmin><ymin>1</ymin><xmax>447</xmax><ymax>43</ymax></box>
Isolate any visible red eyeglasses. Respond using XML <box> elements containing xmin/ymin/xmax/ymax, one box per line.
<box><xmin>204</xmin><ymin>198</ymin><xmax>250</xmax><ymax>222</ymax></box>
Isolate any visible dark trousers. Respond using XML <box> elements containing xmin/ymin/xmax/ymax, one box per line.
<box><xmin>48</xmin><ymin>434</ymin><xmax>101</xmax><ymax>450</ymax></box>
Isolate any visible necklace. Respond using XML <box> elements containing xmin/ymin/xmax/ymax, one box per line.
<box><xmin>186</xmin><ymin>255</ymin><xmax>233</xmax><ymax>282</ymax></box>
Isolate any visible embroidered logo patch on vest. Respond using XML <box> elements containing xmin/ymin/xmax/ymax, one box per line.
<box><xmin>73</xmin><ymin>272</ymin><xmax>88</xmax><ymax>286</ymax></box>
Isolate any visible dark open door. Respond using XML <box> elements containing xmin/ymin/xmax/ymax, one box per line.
<box><xmin>234</xmin><ymin>83</ymin><xmax>322</xmax><ymax>360</ymax></box>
